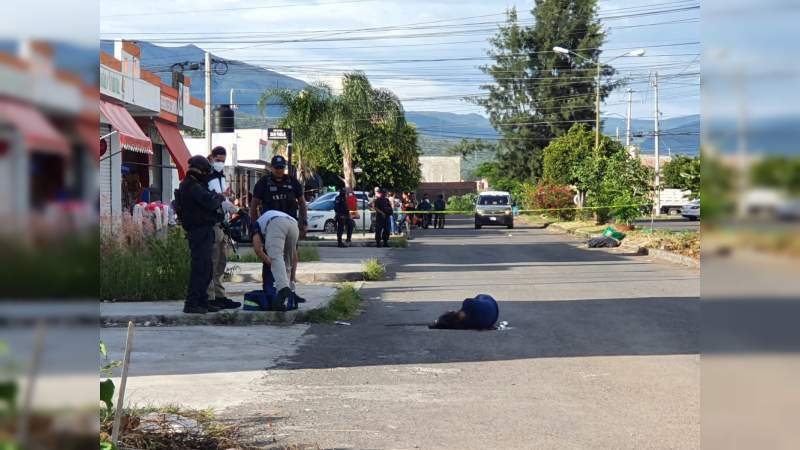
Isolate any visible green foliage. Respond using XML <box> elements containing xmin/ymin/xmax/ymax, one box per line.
<box><xmin>99</xmin><ymin>339</ymin><xmax>121</xmax><ymax>416</ymax></box>
<box><xmin>478</xmin><ymin>2</ymin><xmax>611</xmax><ymax>182</ymax></box>
<box><xmin>100</xmin><ymin>379</ymin><xmax>115</xmax><ymax>413</ymax></box>
<box><xmin>473</xmin><ymin>161</ymin><xmax>525</xmax><ymax>196</ymax></box>
<box><xmin>100</xmin><ymin>229</ymin><xmax>191</xmax><ymax>301</ymax></box>
<box><xmin>354</xmin><ymin>123</ymin><xmax>422</xmax><ymax>192</ymax></box>
<box><xmin>542</xmin><ymin>123</ymin><xmax>595</xmax><ymax>185</ymax></box>
<box><xmin>362</xmin><ymin>258</ymin><xmax>386</xmax><ymax>281</ymax></box>
<box><xmin>662</xmin><ymin>155</ymin><xmax>701</xmax><ymax>197</ymax></box>
<box><xmin>388</xmin><ymin>236</ymin><xmax>409</xmax><ymax>248</ymax></box>
<box><xmin>0</xmin><ymin>232</ymin><xmax>98</xmax><ymax>298</ymax></box>
<box><xmin>446</xmin><ymin>193</ymin><xmax>478</xmax><ymax>212</ymax></box>
<box><xmin>701</xmin><ymin>149</ymin><xmax>736</xmax><ymax>223</ymax></box>
<box><xmin>750</xmin><ymin>155</ymin><xmax>800</xmax><ymax>195</ymax></box>
<box><xmin>298</xmin><ymin>246</ymin><xmax>320</xmax><ymax>262</ymax></box>
<box><xmin>593</xmin><ymin>151</ymin><xmax>653</xmax><ymax>225</ymax></box>
<box><xmin>305</xmin><ymin>284</ymin><xmax>362</xmax><ymax>323</ymax></box>
<box><xmin>100</xmin><ymin>441</ymin><xmax>118</xmax><ymax>450</ymax></box>
<box><xmin>526</xmin><ymin>184</ymin><xmax>576</xmax><ymax>220</ymax></box>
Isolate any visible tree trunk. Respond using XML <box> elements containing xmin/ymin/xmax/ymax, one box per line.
<box><xmin>342</xmin><ymin>144</ymin><xmax>355</xmax><ymax>189</ymax></box>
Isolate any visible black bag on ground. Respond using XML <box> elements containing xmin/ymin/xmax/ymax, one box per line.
<box><xmin>587</xmin><ymin>236</ymin><xmax>620</xmax><ymax>248</ymax></box>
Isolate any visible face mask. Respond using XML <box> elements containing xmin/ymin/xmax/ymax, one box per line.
<box><xmin>212</xmin><ymin>162</ymin><xmax>224</xmax><ymax>172</ymax></box>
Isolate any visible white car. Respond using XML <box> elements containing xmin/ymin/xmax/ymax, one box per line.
<box><xmin>307</xmin><ymin>197</ymin><xmax>373</xmax><ymax>233</ymax></box>
<box><xmin>681</xmin><ymin>199</ymin><xmax>700</xmax><ymax>221</ymax></box>
<box><xmin>312</xmin><ymin>191</ymin><xmax>370</xmax><ymax>204</ymax></box>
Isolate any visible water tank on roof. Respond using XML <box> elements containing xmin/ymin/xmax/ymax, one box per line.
<box><xmin>212</xmin><ymin>104</ymin><xmax>235</xmax><ymax>133</ymax></box>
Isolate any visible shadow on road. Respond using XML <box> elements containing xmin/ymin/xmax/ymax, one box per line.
<box><xmin>277</xmin><ymin>296</ymin><xmax>698</xmax><ymax>371</ymax></box>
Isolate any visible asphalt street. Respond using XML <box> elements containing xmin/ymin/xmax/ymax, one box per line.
<box><xmin>222</xmin><ymin>216</ymin><xmax>700</xmax><ymax>449</ymax></box>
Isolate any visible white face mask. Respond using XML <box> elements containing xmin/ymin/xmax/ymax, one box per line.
<box><xmin>212</xmin><ymin>161</ymin><xmax>224</xmax><ymax>172</ymax></box>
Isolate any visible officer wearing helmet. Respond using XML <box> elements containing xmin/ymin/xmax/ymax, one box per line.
<box><xmin>177</xmin><ymin>155</ymin><xmax>231</xmax><ymax>314</ymax></box>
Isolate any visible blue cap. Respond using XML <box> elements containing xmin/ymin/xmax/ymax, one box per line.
<box><xmin>271</xmin><ymin>155</ymin><xmax>287</xmax><ymax>169</ymax></box>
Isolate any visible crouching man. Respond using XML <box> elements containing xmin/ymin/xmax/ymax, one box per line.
<box><xmin>251</xmin><ymin>209</ymin><xmax>307</xmax><ymax>309</ymax></box>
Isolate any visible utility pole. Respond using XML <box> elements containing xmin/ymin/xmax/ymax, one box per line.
<box><xmin>626</xmin><ymin>88</ymin><xmax>633</xmax><ymax>153</ymax></box>
<box><xmin>595</xmin><ymin>62</ymin><xmax>601</xmax><ymax>151</ymax></box>
<box><xmin>652</xmin><ymin>72</ymin><xmax>661</xmax><ymax>214</ymax></box>
<box><xmin>615</xmin><ymin>127</ymin><xmax>620</xmax><ymax>142</ymax></box>
<box><xmin>204</xmin><ymin>51</ymin><xmax>212</xmax><ymax>155</ymax></box>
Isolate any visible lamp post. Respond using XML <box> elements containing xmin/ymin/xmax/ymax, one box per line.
<box><xmin>552</xmin><ymin>46</ymin><xmax>645</xmax><ymax>152</ymax></box>
<box><xmin>354</xmin><ymin>167</ymin><xmax>365</xmax><ymax>236</ymax></box>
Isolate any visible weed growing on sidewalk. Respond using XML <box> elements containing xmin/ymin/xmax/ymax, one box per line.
<box><xmin>305</xmin><ymin>284</ymin><xmax>362</xmax><ymax>323</ymax></box>
<box><xmin>388</xmin><ymin>236</ymin><xmax>408</xmax><ymax>248</ymax></box>
<box><xmin>299</xmin><ymin>246</ymin><xmax>320</xmax><ymax>262</ymax></box>
<box><xmin>362</xmin><ymin>258</ymin><xmax>386</xmax><ymax>281</ymax></box>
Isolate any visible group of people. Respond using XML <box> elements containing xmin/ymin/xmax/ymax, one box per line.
<box><xmin>330</xmin><ymin>187</ymin><xmax>448</xmax><ymax>248</ymax></box>
<box><xmin>176</xmin><ymin>149</ymin><xmax>309</xmax><ymax>314</ymax></box>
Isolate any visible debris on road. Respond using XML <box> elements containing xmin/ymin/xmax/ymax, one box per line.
<box><xmin>587</xmin><ymin>236</ymin><xmax>621</xmax><ymax>248</ymax></box>
<box><xmin>334</xmin><ymin>321</ymin><xmax>352</xmax><ymax>326</ymax></box>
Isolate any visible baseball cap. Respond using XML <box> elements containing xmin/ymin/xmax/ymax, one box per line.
<box><xmin>271</xmin><ymin>155</ymin><xmax>287</xmax><ymax>169</ymax></box>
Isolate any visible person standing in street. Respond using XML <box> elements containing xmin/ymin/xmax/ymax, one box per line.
<box><xmin>419</xmin><ymin>193</ymin><xmax>433</xmax><ymax>229</ymax></box>
<box><xmin>250</xmin><ymin>209</ymin><xmax>300</xmax><ymax>310</ymax></box>
<box><xmin>205</xmin><ymin>146</ymin><xmax>240</xmax><ymax>310</ymax></box>
<box><xmin>387</xmin><ymin>191</ymin><xmax>398</xmax><ymax>235</ymax></box>
<box><xmin>177</xmin><ymin>155</ymin><xmax>233</xmax><ymax>314</ymax></box>
<box><xmin>334</xmin><ymin>186</ymin><xmax>354</xmax><ymax>247</ymax></box>
<box><xmin>433</xmin><ymin>194</ymin><xmax>446</xmax><ymax>229</ymax></box>
<box><xmin>251</xmin><ymin>155</ymin><xmax>308</xmax><ymax>303</ymax></box>
<box><xmin>373</xmin><ymin>188</ymin><xmax>393</xmax><ymax>247</ymax></box>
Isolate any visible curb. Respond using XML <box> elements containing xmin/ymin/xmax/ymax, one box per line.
<box><xmin>101</xmin><ymin>282</ymin><xmax>365</xmax><ymax>328</ymax></box>
<box><xmin>227</xmin><ymin>272</ymin><xmax>364</xmax><ymax>283</ymax></box>
<box><xmin>546</xmin><ymin>223</ymin><xmax>698</xmax><ymax>268</ymax></box>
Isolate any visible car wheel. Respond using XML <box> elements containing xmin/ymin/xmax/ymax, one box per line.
<box><xmin>323</xmin><ymin>219</ymin><xmax>336</xmax><ymax>233</ymax></box>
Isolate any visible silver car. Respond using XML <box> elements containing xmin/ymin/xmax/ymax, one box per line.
<box><xmin>681</xmin><ymin>199</ymin><xmax>700</xmax><ymax>221</ymax></box>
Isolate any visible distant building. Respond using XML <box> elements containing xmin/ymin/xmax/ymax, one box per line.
<box><xmin>638</xmin><ymin>154</ymin><xmax>673</xmax><ymax>169</ymax></box>
<box><xmin>420</xmin><ymin>156</ymin><xmax>461</xmax><ymax>182</ymax></box>
<box><xmin>183</xmin><ymin>128</ymin><xmax>274</xmax><ymax>208</ymax></box>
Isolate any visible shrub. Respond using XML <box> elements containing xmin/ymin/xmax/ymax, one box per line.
<box><xmin>446</xmin><ymin>193</ymin><xmax>477</xmax><ymax>212</ymax></box>
<box><xmin>100</xmin><ymin>228</ymin><xmax>191</xmax><ymax>301</ymax></box>
<box><xmin>362</xmin><ymin>258</ymin><xmax>386</xmax><ymax>281</ymax></box>
<box><xmin>298</xmin><ymin>246</ymin><xmax>320</xmax><ymax>262</ymax></box>
<box><xmin>304</xmin><ymin>283</ymin><xmax>362</xmax><ymax>323</ymax></box>
<box><xmin>525</xmin><ymin>184</ymin><xmax>576</xmax><ymax>220</ymax></box>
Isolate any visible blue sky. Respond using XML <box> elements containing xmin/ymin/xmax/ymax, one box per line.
<box><xmin>98</xmin><ymin>0</ymin><xmax>700</xmax><ymax>120</ymax></box>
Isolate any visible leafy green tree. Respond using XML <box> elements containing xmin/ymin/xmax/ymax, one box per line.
<box><xmin>542</xmin><ymin>123</ymin><xmax>595</xmax><ymax>185</ymax></box>
<box><xmin>333</xmin><ymin>72</ymin><xmax>405</xmax><ymax>188</ymax></box>
<box><xmin>701</xmin><ymin>148</ymin><xmax>735</xmax><ymax>223</ymax></box>
<box><xmin>445</xmin><ymin>138</ymin><xmax>496</xmax><ymax>158</ymax></box>
<box><xmin>353</xmin><ymin>123</ymin><xmax>422</xmax><ymax>192</ymax></box>
<box><xmin>750</xmin><ymin>155</ymin><xmax>800</xmax><ymax>195</ymax></box>
<box><xmin>662</xmin><ymin>155</ymin><xmax>700</xmax><ymax>197</ymax></box>
<box><xmin>478</xmin><ymin>1</ymin><xmax>611</xmax><ymax>182</ymax></box>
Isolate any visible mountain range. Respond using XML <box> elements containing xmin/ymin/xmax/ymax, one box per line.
<box><xmin>105</xmin><ymin>41</ymin><xmax>704</xmax><ymax>157</ymax></box>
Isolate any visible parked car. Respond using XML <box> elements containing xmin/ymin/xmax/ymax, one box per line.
<box><xmin>776</xmin><ymin>199</ymin><xmax>800</xmax><ymax>221</ymax></box>
<box><xmin>307</xmin><ymin>198</ymin><xmax>373</xmax><ymax>233</ymax></box>
<box><xmin>312</xmin><ymin>190</ymin><xmax>370</xmax><ymax>204</ymax></box>
<box><xmin>681</xmin><ymin>199</ymin><xmax>700</xmax><ymax>221</ymax></box>
<box><xmin>474</xmin><ymin>191</ymin><xmax>514</xmax><ymax>229</ymax></box>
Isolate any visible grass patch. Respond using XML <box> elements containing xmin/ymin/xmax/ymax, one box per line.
<box><xmin>627</xmin><ymin>229</ymin><xmax>700</xmax><ymax>258</ymax></box>
<box><xmin>101</xmin><ymin>405</ymin><xmax>258</xmax><ymax>450</ymax></box>
<box><xmin>388</xmin><ymin>236</ymin><xmax>408</xmax><ymax>248</ymax></box>
<box><xmin>298</xmin><ymin>246</ymin><xmax>320</xmax><ymax>262</ymax></box>
<box><xmin>100</xmin><ymin>229</ymin><xmax>190</xmax><ymax>301</ymax></box>
<box><xmin>304</xmin><ymin>283</ymin><xmax>362</xmax><ymax>323</ymax></box>
<box><xmin>362</xmin><ymin>258</ymin><xmax>386</xmax><ymax>281</ymax></box>
<box><xmin>231</xmin><ymin>251</ymin><xmax>261</xmax><ymax>263</ymax></box>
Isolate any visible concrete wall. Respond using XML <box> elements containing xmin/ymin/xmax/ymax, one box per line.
<box><xmin>420</xmin><ymin>156</ymin><xmax>461</xmax><ymax>183</ymax></box>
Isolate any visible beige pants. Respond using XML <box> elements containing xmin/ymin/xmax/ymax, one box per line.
<box><xmin>265</xmin><ymin>217</ymin><xmax>299</xmax><ymax>291</ymax></box>
<box><xmin>207</xmin><ymin>224</ymin><xmax>227</xmax><ymax>299</ymax></box>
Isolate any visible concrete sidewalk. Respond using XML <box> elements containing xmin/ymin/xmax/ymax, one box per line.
<box><xmin>101</xmin><ymin>284</ymin><xmax>340</xmax><ymax>327</ymax></box>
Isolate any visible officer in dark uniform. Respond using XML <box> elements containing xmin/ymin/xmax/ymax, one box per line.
<box><xmin>251</xmin><ymin>155</ymin><xmax>309</xmax><ymax>302</ymax></box>
<box><xmin>334</xmin><ymin>186</ymin><xmax>354</xmax><ymax>247</ymax></box>
<box><xmin>177</xmin><ymin>155</ymin><xmax>226</xmax><ymax>314</ymax></box>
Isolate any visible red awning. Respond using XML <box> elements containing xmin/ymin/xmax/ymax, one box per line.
<box><xmin>0</xmin><ymin>98</ymin><xmax>70</xmax><ymax>156</ymax></box>
<box><xmin>154</xmin><ymin>120</ymin><xmax>192</xmax><ymax>179</ymax></box>
<box><xmin>74</xmin><ymin>119</ymin><xmax>101</xmax><ymax>161</ymax></box>
<box><xmin>99</xmin><ymin>100</ymin><xmax>152</xmax><ymax>154</ymax></box>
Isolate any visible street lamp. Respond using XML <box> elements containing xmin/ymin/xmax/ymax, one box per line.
<box><xmin>354</xmin><ymin>167</ymin><xmax>365</xmax><ymax>236</ymax></box>
<box><xmin>552</xmin><ymin>46</ymin><xmax>646</xmax><ymax>151</ymax></box>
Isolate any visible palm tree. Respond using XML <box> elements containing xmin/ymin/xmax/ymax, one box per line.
<box><xmin>259</xmin><ymin>85</ymin><xmax>334</xmax><ymax>184</ymax></box>
<box><xmin>333</xmin><ymin>72</ymin><xmax>405</xmax><ymax>188</ymax></box>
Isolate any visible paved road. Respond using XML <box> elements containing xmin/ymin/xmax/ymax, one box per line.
<box><xmin>223</xmin><ymin>217</ymin><xmax>700</xmax><ymax>449</ymax></box>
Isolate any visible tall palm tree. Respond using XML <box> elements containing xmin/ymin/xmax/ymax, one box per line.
<box><xmin>333</xmin><ymin>72</ymin><xmax>405</xmax><ymax>189</ymax></box>
<box><xmin>259</xmin><ymin>85</ymin><xmax>334</xmax><ymax>184</ymax></box>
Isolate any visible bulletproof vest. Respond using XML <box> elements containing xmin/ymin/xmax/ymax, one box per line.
<box><xmin>262</xmin><ymin>174</ymin><xmax>299</xmax><ymax>218</ymax></box>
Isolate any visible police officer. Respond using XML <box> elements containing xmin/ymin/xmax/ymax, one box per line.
<box><xmin>334</xmin><ymin>186</ymin><xmax>354</xmax><ymax>248</ymax></box>
<box><xmin>177</xmin><ymin>155</ymin><xmax>231</xmax><ymax>314</ymax></box>
<box><xmin>206</xmin><ymin>146</ymin><xmax>240</xmax><ymax>310</ymax></box>
<box><xmin>251</xmin><ymin>155</ymin><xmax>308</xmax><ymax>302</ymax></box>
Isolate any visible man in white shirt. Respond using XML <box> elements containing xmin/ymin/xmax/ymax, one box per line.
<box><xmin>206</xmin><ymin>146</ymin><xmax>239</xmax><ymax>309</ymax></box>
<box><xmin>250</xmin><ymin>209</ymin><xmax>306</xmax><ymax>308</ymax></box>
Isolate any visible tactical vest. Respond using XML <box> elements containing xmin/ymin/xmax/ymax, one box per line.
<box><xmin>261</xmin><ymin>174</ymin><xmax>299</xmax><ymax>219</ymax></box>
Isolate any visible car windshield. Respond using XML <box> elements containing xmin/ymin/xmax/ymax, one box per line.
<box><xmin>308</xmin><ymin>200</ymin><xmax>335</xmax><ymax>211</ymax></box>
<box><xmin>478</xmin><ymin>195</ymin><xmax>509</xmax><ymax>206</ymax></box>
